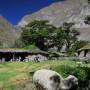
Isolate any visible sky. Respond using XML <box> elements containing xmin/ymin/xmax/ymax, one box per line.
<box><xmin>0</xmin><ymin>0</ymin><xmax>64</xmax><ymax>25</ymax></box>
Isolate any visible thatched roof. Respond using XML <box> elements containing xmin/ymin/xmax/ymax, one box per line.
<box><xmin>0</xmin><ymin>48</ymin><xmax>27</xmax><ymax>53</ymax></box>
<box><xmin>50</xmin><ymin>51</ymin><xmax>67</xmax><ymax>57</ymax></box>
<box><xmin>0</xmin><ymin>48</ymin><xmax>48</xmax><ymax>55</ymax></box>
<box><xmin>78</xmin><ymin>43</ymin><xmax>90</xmax><ymax>51</ymax></box>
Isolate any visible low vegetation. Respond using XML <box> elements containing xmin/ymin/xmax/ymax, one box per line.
<box><xmin>22</xmin><ymin>44</ymin><xmax>37</xmax><ymax>50</ymax></box>
<box><xmin>0</xmin><ymin>60</ymin><xmax>90</xmax><ymax>90</ymax></box>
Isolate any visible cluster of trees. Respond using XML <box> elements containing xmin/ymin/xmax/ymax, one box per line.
<box><xmin>16</xmin><ymin>20</ymin><xmax>88</xmax><ymax>55</ymax></box>
<box><xmin>20</xmin><ymin>20</ymin><xmax>88</xmax><ymax>55</ymax></box>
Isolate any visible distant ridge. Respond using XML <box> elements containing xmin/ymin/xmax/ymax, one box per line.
<box><xmin>18</xmin><ymin>0</ymin><xmax>89</xmax><ymax>27</ymax></box>
<box><xmin>18</xmin><ymin>0</ymin><xmax>90</xmax><ymax>41</ymax></box>
<box><xmin>0</xmin><ymin>15</ymin><xmax>20</xmax><ymax>47</ymax></box>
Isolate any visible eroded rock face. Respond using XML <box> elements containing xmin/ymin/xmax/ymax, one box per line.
<box><xmin>0</xmin><ymin>15</ymin><xmax>20</xmax><ymax>47</ymax></box>
<box><xmin>18</xmin><ymin>0</ymin><xmax>90</xmax><ymax>41</ymax></box>
<box><xmin>18</xmin><ymin>0</ymin><xmax>90</xmax><ymax>27</ymax></box>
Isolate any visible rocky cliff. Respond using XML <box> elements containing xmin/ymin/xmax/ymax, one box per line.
<box><xmin>18</xmin><ymin>0</ymin><xmax>90</xmax><ymax>41</ymax></box>
<box><xmin>0</xmin><ymin>15</ymin><xmax>19</xmax><ymax>47</ymax></box>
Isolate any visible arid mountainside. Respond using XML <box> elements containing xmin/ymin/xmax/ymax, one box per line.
<box><xmin>0</xmin><ymin>15</ymin><xmax>19</xmax><ymax>47</ymax></box>
<box><xmin>18</xmin><ymin>0</ymin><xmax>90</xmax><ymax>41</ymax></box>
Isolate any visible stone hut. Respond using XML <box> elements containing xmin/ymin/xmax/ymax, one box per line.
<box><xmin>78</xmin><ymin>43</ymin><xmax>90</xmax><ymax>59</ymax></box>
<box><xmin>0</xmin><ymin>48</ymin><xmax>48</xmax><ymax>62</ymax></box>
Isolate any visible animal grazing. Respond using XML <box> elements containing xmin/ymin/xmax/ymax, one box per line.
<box><xmin>33</xmin><ymin>69</ymin><xmax>61</xmax><ymax>90</ymax></box>
<box><xmin>60</xmin><ymin>75</ymin><xmax>78</xmax><ymax>90</ymax></box>
<box><xmin>33</xmin><ymin>69</ymin><xmax>78</xmax><ymax>90</ymax></box>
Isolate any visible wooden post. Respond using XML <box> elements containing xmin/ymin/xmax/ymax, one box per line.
<box><xmin>12</xmin><ymin>52</ymin><xmax>15</xmax><ymax>61</ymax></box>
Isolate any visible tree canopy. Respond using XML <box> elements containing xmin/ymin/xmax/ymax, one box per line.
<box><xmin>21</xmin><ymin>20</ymin><xmax>80</xmax><ymax>52</ymax></box>
<box><xmin>21</xmin><ymin>20</ymin><xmax>57</xmax><ymax>51</ymax></box>
<box><xmin>55</xmin><ymin>23</ymin><xmax>80</xmax><ymax>51</ymax></box>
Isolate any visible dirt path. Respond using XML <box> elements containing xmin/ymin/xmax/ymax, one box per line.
<box><xmin>14</xmin><ymin>81</ymin><xmax>35</xmax><ymax>90</ymax></box>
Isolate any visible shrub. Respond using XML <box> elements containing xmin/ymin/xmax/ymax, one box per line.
<box><xmin>53</xmin><ymin>65</ymin><xmax>87</xmax><ymax>81</ymax></box>
<box><xmin>53</xmin><ymin>64</ymin><xmax>89</xmax><ymax>89</ymax></box>
<box><xmin>23</xmin><ymin>44</ymin><xmax>37</xmax><ymax>50</ymax></box>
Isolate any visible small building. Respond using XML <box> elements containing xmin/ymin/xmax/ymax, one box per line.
<box><xmin>0</xmin><ymin>48</ymin><xmax>49</xmax><ymax>62</ymax></box>
<box><xmin>78</xmin><ymin>43</ymin><xmax>90</xmax><ymax>59</ymax></box>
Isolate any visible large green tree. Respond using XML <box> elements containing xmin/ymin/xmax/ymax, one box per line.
<box><xmin>21</xmin><ymin>20</ymin><xmax>56</xmax><ymax>51</ymax></box>
<box><xmin>56</xmin><ymin>23</ymin><xmax>80</xmax><ymax>51</ymax></box>
<box><xmin>21</xmin><ymin>21</ymin><xmax>80</xmax><ymax>52</ymax></box>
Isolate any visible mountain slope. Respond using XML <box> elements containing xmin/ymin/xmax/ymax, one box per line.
<box><xmin>0</xmin><ymin>15</ymin><xmax>19</xmax><ymax>47</ymax></box>
<box><xmin>18</xmin><ymin>0</ymin><xmax>89</xmax><ymax>27</ymax></box>
<box><xmin>18</xmin><ymin>0</ymin><xmax>90</xmax><ymax>41</ymax></box>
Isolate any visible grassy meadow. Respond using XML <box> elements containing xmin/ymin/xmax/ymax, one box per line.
<box><xmin>0</xmin><ymin>60</ymin><xmax>90</xmax><ymax>90</ymax></box>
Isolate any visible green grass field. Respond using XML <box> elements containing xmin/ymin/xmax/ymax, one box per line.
<box><xmin>0</xmin><ymin>60</ymin><xmax>90</xmax><ymax>90</ymax></box>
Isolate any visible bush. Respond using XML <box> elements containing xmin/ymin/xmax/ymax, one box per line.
<box><xmin>53</xmin><ymin>64</ymin><xmax>89</xmax><ymax>89</ymax></box>
<box><xmin>23</xmin><ymin>44</ymin><xmax>37</xmax><ymax>50</ymax></box>
<box><xmin>53</xmin><ymin>65</ymin><xmax>87</xmax><ymax>80</ymax></box>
